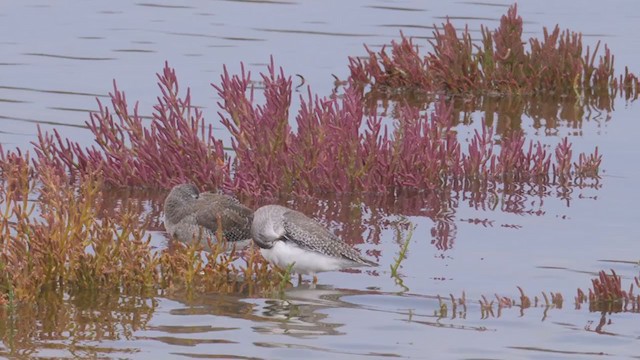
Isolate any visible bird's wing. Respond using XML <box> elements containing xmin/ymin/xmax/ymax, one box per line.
<box><xmin>281</xmin><ymin>209</ymin><xmax>368</xmax><ymax>264</ymax></box>
<box><xmin>195</xmin><ymin>195</ymin><xmax>253</xmax><ymax>241</ymax></box>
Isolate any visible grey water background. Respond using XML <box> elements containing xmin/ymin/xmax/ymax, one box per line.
<box><xmin>1</xmin><ymin>0</ymin><xmax>640</xmax><ymax>358</ymax></box>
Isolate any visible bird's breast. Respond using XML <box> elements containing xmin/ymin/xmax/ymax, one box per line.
<box><xmin>260</xmin><ymin>241</ymin><xmax>352</xmax><ymax>275</ymax></box>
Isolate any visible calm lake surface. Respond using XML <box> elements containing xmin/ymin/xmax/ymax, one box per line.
<box><xmin>2</xmin><ymin>0</ymin><xmax>640</xmax><ymax>359</ymax></box>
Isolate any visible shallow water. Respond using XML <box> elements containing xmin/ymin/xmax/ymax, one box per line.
<box><xmin>2</xmin><ymin>0</ymin><xmax>640</xmax><ymax>359</ymax></box>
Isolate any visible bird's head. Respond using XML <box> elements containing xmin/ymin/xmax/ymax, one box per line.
<box><xmin>250</xmin><ymin>205</ymin><xmax>286</xmax><ymax>250</ymax></box>
<box><xmin>169</xmin><ymin>183</ymin><xmax>200</xmax><ymax>200</ymax></box>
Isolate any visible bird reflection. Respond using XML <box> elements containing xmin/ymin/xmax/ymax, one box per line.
<box><xmin>252</xmin><ymin>286</ymin><xmax>368</xmax><ymax>338</ymax></box>
<box><xmin>164</xmin><ymin>286</ymin><xmax>367</xmax><ymax>339</ymax></box>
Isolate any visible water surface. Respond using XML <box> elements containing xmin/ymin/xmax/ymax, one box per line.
<box><xmin>1</xmin><ymin>0</ymin><xmax>640</xmax><ymax>359</ymax></box>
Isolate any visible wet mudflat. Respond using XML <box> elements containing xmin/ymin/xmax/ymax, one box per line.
<box><xmin>1</xmin><ymin>1</ymin><xmax>640</xmax><ymax>359</ymax></box>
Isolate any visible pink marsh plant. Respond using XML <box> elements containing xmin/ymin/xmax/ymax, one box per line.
<box><xmin>349</xmin><ymin>4</ymin><xmax>639</xmax><ymax>99</ymax></box>
<box><xmin>18</xmin><ymin>59</ymin><xmax>601</xmax><ymax>199</ymax></box>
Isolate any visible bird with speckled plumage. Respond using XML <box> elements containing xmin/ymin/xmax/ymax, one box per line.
<box><xmin>163</xmin><ymin>184</ymin><xmax>253</xmax><ymax>249</ymax></box>
<box><xmin>251</xmin><ymin>204</ymin><xmax>377</xmax><ymax>284</ymax></box>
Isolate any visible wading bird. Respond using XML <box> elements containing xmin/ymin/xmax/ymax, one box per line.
<box><xmin>164</xmin><ymin>184</ymin><xmax>253</xmax><ymax>249</ymax></box>
<box><xmin>251</xmin><ymin>204</ymin><xmax>377</xmax><ymax>285</ymax></box>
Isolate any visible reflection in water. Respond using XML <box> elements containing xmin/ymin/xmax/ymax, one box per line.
<box><xmin>95</xmin><ymin>174</ymin><xmax>600</xmax><ymax>256</ymax></box>
<box><xmin>165</xmin><ymin>287</ymin><xmax>406</xmax><ymax>358</ymax></box>
<box><xmin>365</xmin><ymin>93</ymin><xmax>618</xmax><ymax>135</ymax></box>
<box><xmin>0</xmin><ymin>285</ymin><xmax>636</xmax><ymax>358</ymax></box>
<box><xmin>163</xmin><ymin>287</ymin><xmax>359</xmax><ymax>339</ymax></box>
<box><xmin>276</xmin><ymin>181</ymin><xmax>598</xmax><ymax>252</ymax></box>
<box><xmin>470</xmin><ymin>94</ymin><xmax>617</xmax><ymax>134</ymax></box>
<box><xmin>96</xmin><ymin>187</ymin><xmax>166</xmax><ymax>231</ymax></box>
<box><xmin>254</xmin><ymin>287</ymin><xmax>359</xmax><ymax>338</ymax></box>
<box><xmin>0</xmin><ymin>290</ymin><xmax>156</xmax><ymax>358</ymax></box>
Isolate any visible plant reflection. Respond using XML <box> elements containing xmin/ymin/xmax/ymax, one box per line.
<box><xmin>93</xmin><ymin>175</ymin><xmax>601</xmax><ymax>256</ymax></box>
<box><xmin>0</xmin><ymin>289</ymin><xmax>156</xmax><ymax>358</ymax></box>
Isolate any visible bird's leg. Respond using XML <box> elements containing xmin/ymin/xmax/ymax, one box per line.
<box><xmin>297</xmin><ymin>273</ymin><xmax>303</xmax><ymax>286</ymax></box>
<box><xmin>307</xmin><ymin>274</ymin><xmax>317</xmax><ymax>289</ymax></box>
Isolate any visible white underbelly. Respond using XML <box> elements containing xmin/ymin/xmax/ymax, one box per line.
<box><xmin>260</xmin><ymin>241</ymin><xmax>353</xmax><ymax>275</ymax></box>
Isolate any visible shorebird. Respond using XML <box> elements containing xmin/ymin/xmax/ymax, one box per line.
<box><xmin>163</xmin><ymin>184</ymin><xmax>253</xmax><ymax>249</ymax></box>
<box><xmin>251</xmin><ymin>204</ymin><xmax>377</xmax><ymax>284</ymax></box>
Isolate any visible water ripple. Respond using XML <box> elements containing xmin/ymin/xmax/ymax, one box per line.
<box><xmin>23</xmin><ymin>53</ymin><xmax>116</xmax><ymax>61</ymax></box>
